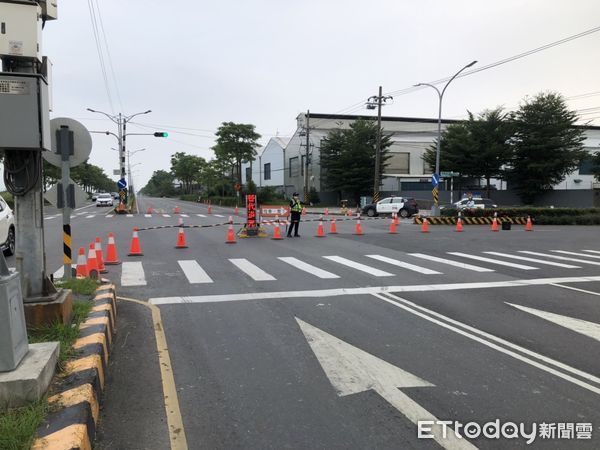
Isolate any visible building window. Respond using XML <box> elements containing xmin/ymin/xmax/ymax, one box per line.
<box><xmin>245</xmin><ymin>167</ymin><xmax>252</xmax><ymax>182</ymax></box>
<box><xmin>264</xmin><ymin>163</ymin><xmax>271</xmax><ymax>180</ymax></box>
<box><xmin>386</xmin><ymin>152</ymin><xmax>410</xmax><ymax>174</ymax></box>
<box><xmin>289</xmin><ymin>157</ymin><xmax>299</xmax><ymax>177</ymax></box>
<box><xmin>423</xmin><ymin>159</ymin><xmax>433</xmax><ymax>175</ymax></box>
<box><xmin>579</xmin><ymin>153</ymin><xmax>596</xmax><ymax>175</ymax></box>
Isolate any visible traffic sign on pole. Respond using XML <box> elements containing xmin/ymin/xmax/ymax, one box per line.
<box><xmin>431</xmin><ymin>173</ymin><xmax>440</xmax><ymax>187</ymax></box>
<box><xmin>117</xmin><ymin>178</ymin><xmax>127</xmax><ymax>190</ymax></box>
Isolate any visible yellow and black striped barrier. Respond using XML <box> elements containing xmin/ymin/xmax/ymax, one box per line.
<box><xmin>414</xmin><ymin>216</ymin><xmax>528</xmax><ymax>225</ymax></box>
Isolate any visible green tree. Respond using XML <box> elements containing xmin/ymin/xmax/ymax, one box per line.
<box><xmin>591</xmin><ymin>150</ymin><xmax>600</xmax><ymax>181</ymax></box>
<box><xmin>170</xmin><ymin>152</ymin><xmax>206</xmax><ymax>194</ymax></box>
<box><xmin>42</xmin><ymin>160</ymin><xmax>61</xmax><ymax>192</ymax></box>
<box><xmin>213</xmin><ymin>122</ymin><xmax>261</xmax><ymax>186</ymax></box>
<box><xmin>508</xmin><ymin>92</ymin><xmax>586</xmax><ymax>203</ymax></box>
<box><xmin>422</xmin><ymin>108</ymin><xmax>513</xmax><ymax>196</ymax></box>
<box><xmin>320</xmin><ymin>118</ymin><xmax>392</xmax><ymax>203</ymax></box>
<box><xmin>140</xmin><ymin>170</ymin><xmax>176</xmax><ymax>197</ymax></box>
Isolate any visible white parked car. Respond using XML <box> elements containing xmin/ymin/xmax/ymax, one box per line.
<box><xmin>96</xmin><ymin>193</ymin><xmax>114</xmax><ymax>207</ymax></box>
<box><xmin>361</xmin><ymin>197</ymin><xmax>419</xmax><ymax>218</ymax></box>
<box><xmin>0</xmin><ymin>197</ymin><xmax>15</xmax><ymax>256</ymax></box>
<box><xmin>453</xmin><ymin>197</ymin><xmax>497</xmax><ymax>210</ymax></box>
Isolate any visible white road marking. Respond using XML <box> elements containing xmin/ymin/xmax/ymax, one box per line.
<box><xmin>551</xmin><ymin>283</ymin><xmax>600</xmax><ymax>297</ymax></box>
<box><xmin>278</xmin><ymin>257</ymin><xmax>339</xmax><ymax>279</ymax></box>
<box><xmin>163</xmin><ymin>214</ymin><xmax>171</xmax><ymax>218</ymax></box>
<box><xmin>85</xmin><ymin>215</ymin><xmax>95</xmax><ymax>219</ymax></box>
<box><xmin>519</xmin><ymin>251</ymin><xmax>600</xmax><ymax>266</ymax></box>
<box><xmin>324</xmin><ymin>256</ymin><xmax>394</xmax><ymax>277</ymax></box>
<box><xmin>76</xmin><ymin>212</ymin><xmax>87</xmax><ymax>216</ymax></box>
<box><xmin>44</xmin><ymin>216</ymin><xmax>57</xmax><ymax>220</ymax></box>
<box><xmin>180</xmin><ymin>214</ymin><xmax>189</xmax><ymax>218</ymax></box>
<box><xmin>366</xmin><ymin>255</ymin><xmax>441</xmax><ymax>275</ymax></box>
<box><xmin>551</xmin><ymin>250</ymin><xmax>600</xmax><ymax>259</ymax></box>
<box><xmin>126</xmin><ymin>214</ymin><xmax>134</xmax><ymax>218</ymax></box>
<box><xmin>582</xmin><ymin>250</ymin><xmax>600</xmax><ymax>255</ymax></box>
<box><xmin>178</xmin><ymin>260</ymin><xmax>213</xmax><ymax>284</ymax></box>
<box><xmin>214</xmin><ymin>214</ymin><xmax>225</xmax><ymax>218</ymax></box>
<box><xmin>447</xmin><ymin>252</ymin><xmax>538</xmax><ymax>270</ymax></box>
<box><xmin>230</xmin><ymin>258</ymin><xmax>276</xmax><ymax>281</ymax></box>
<box><xmin>483</xmin><ymin>252</ymin><xmax>580</xmax><ymax>268</ymax></box>
<box><xmin>409</xmin><ymin>253</ymin><xmax>494</xmax><ymax>272</ymax></box>
<box><xmin>506</xmin><ymin>303</ymin><xmax>600</xmax><ymax>342</ymax></box>
<box><xmin>149</xmin><ymin>275</ymin><xmax>600</xmax><ymax>305</ymax></box>
<box><xmin>70</xmin><ymin>215</ymin><xmax>76</xmax><ymax>219</ymax></box>
<box><xmin>121</xmin><ymin>261</ymin><xmax>147</xmax><ymax>286</ymax></box>
<box><xmin>297</xmin><ymin>318</ymin><xmax>474</xmax><ymax>450</ymax></box>
<box><xmin>196</xmin><ymin>214</ymin><xmax>206</xmax><ymax>218</ymax></box>
<box><xmin>106</xmin><ymin>214</ymin><xmax>114</xmax><ymax>218</ymax></box>
<box><xmin>144</xmin><ymin>214</ymin><xmax>152</xmax><ymax>218</ymax></box>
<box><xmin>375</xmin><ymin>293</ymin><xmax>600</xmax><ymax>395</ymax></box>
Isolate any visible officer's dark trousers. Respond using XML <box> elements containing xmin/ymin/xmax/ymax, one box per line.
<box><xmin>288</xmin><ymin>213</ymin><xmax>301</xmax><ymax>236</ymax></box>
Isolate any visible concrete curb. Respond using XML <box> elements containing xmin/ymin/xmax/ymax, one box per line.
<box><xmin>30</xmin><ymin>284</ymin><xmax>117</xmax><ymax>450</ymax></box>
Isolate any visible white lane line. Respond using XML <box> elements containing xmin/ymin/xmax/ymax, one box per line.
<box><xmin>44</xmin><ymin>216</ymin><xmax>57</xmax><ymax>220</ymax></box>
<box><xmin>582</xmin><ymin>250</ymin><xmax>600</xmax><ymax>255</ymax></box>
<box><xmin>483</xmin><ymin>252</ymin><xmax>580</xmax><ymax>269</ymax></box>
<box><xmin>324</xmin><ymin>255</ymin><xmax>394</xmax><ymax>277</ymax></box>
<box><xmin>121</xmin><ymin>261</ymin><xmax>147</xmax><ymax>286</ymax></box>
<box><xmin>409</xmin><ymin>253</ymin><xmax>494</xmax><ymax>272</ymax></box>
<box><xmin>180</xmin><ymin>214</ymin><xmax>189</xmax><ymax>218</ymax></box>
<box><xmin>163</xmin><ymin>214</ymin><xmax>171</xmax><ymax>218</ymax></box>
<box><xmin>214</xmin><ymin>214</ymin><xmax>225</xmax><ymax>218</ymax></box>
<box><xmin>177</xmin><ymin>260</ymin><xmax>213</xmax><ymax>284</ymax></box>
<box><xmin>366</xmin><ymin>255</ymin><xmax>441</xmax><ymax>275</ymax></box>
<box><xmin>76</xmin><ymin>212</ymin><xmax>87</xmax><ymax>216</ymax></box>
<box><xmin>551</xmin><ymin>250</ymin><xmax>600</xmax><ymax>260</ymax></box>
<box><xmin>196</xmin><ymin>214</ymin><xmax>206</xmax><ymax>218</ymax></box>
<box><xmin>447</xmin><ymin>252</ymin><xmax>538</xmax><ymax>270</ymax></box>
<box><xmin>106</xmin><ymin>214</ymin><xmax>114</xmax><ymax>218</ymax></box>
<box><xmin>551</xmin><ymin>283</ymin><xmax>600</xmax><ymax>297</ymax></box>
<box><xmin>85</xmin><ymin>215</ymin><xmax>95</xmax><ymax>219</ymax></box>
<box><xmin>70</xmin><ymin>215</ymin><xmax>76</xmax><ymax>219</ymax></box>
<box><xmin>149</xmin><ymin>275</ymin><xmax>600</xmax><ymax>305</ymax></box>
<box><xmin>278</xmin><ymin>257</ymin><xmax>339</xmax><ymax>279</ymax></box>
<box><xmin>230</xmin><ymin>258</ymin><xmax>276</xmax><ymax>281</ymax></box>
<box><xmin>126</xmin><ymin>214</ymin><xmax>134</xmax><ymax>218</ymax></box>
<box><xmin>144</xmin><ymin>214</ymin><xmax>152</xmax><ymax>218</ymax></box>
<box><xmin>506</xmin><ymin>302</ymin><xmax>600</xmax><ymax>342</ymax></box>
<box><xmin>519</xmin><ymin>251</ymin><xmax>600</xmax><ymax>266</ymax></box>
<box><xmin>376</xmin><ymin>293</ymin><xmax>600</xmax><ymax>395</ymax></box>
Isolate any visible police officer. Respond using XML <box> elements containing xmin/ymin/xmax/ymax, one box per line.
<box><xmin>287</xmin><ymin>192</ymin><xmax>303</xmax><ymax>237</ymax></box>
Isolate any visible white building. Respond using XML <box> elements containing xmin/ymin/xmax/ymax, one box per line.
<box><xmin>242</xmin><ymin>136</ymin><xmax>290</xmax><ymax>189</ymax></box>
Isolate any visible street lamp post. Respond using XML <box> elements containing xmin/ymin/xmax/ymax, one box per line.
<box><xmin>415</xmin><ymin>60</ymin><xmax>477</xmax><ymax>216</ymax></box>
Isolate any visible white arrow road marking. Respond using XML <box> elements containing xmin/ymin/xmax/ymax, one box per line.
<box><xmin>551</xmin><ymin>250</ymin><xmax>600</xmax><ymax>260</ymax></box>
<box><xmin>506</xmin><ymin>303</ymin><xmax>600</xmax><ymax>342</ymax></box>
<box><xmin>296</xmin><ymin>318</ymin><xmax>477</xmax><ymax>450</ymax></box>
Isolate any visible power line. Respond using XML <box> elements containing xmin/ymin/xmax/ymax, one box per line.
<box><xmin>86</xmin><ymin>0</ymin><xmax>114</xmax><ymax>113</ymax></box>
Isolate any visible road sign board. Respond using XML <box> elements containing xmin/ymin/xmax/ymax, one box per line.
<box><xmin>234</xmin><ymin>183</ymin><xmax>241</xmax><ymax>191</ymax></box>
<box><xmin>113</xmin><ymin>169</ymin><xmax>120</xmax><ymax>176</ymax></box>
<box><xmin>44</xmin><ymin>179</ymin><xmax>88</xmax><ymax>208</ymax></box>
<box><xmin>117</xmin><ymin>178</ymin><xmax>127</xmax><ymax>189</ymax></box>
<box><xmin>431</xmin><ymin>173</ymin><xmax>440</xmax><ymax>187</ymax></box>
<box><xmin>440</xmin><ymin>171</ymin><xmax>460</xmax><ymax>177</ymax></box>
<box><xmin>45</xmin><ymin>118</ymin><xmax>92</xmax><ymax>168</ymax></box>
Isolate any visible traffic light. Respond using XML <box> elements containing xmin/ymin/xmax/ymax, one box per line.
<box><xmin>153</xmin><ymin>132</ymin><xmax>168</xmax><ymax>137</ymax></box>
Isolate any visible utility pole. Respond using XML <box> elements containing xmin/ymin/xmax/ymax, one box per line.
<box><xmin>304</xmin><ymin>110</ymin><xmax>310</xmax><ymax>203</ymax></box>
<box><xmin>367</xmin><ymin>87</ymin><xmax>392</xmax><ymax>204</ymax></box>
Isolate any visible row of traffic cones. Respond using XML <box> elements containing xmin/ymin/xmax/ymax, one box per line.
<box><xmin>75</xmin><ymin>234</ymin><xmax>121</xmax><ymax>278</ymax></box>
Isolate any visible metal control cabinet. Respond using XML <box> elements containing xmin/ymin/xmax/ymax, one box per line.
<box><xmin>0</xmin><ymin>1</ymin><xmax>43</xmax><ymax>62</ymax></box>
<box><xmin>0</xmin><ymin>72</ymin><xmax>50</xmax><ymax>150</ymax></box>
<box><xmin>0</xmin><ymin>269</ymin><xmax>28</xmax><ymax>372</ymax></box>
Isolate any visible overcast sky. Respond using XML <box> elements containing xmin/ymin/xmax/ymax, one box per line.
<box><xmin>43</xmin><ymin>0</ymin><xmax>600</xmax><ymax>189</ymax></box>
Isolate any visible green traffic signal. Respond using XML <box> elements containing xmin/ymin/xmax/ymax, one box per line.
<box><xmin>153</xmin><ymin>132</ymin><xmax>169</xmax><ymax>137</ymax></box>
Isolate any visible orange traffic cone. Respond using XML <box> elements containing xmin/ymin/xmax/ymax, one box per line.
<box><xmin>208</xmin><ymin>205</ymin><xmax>212</xmax><ymax>214</ymax></box>
<box><xmin>272</xmin><ymin>216</ymin><xmax>283</xmax><ymax>240</ymax></box>
<box><xmin>302</xmin><ymin>207</ymin><xmax>307</xmax><ymax>216</ymax></box>
<box><xmin>175</xmin><ymin>227</ymin><xmax>188</xmax><ymax>248</ymax></box>
<box><xmin>354</xmin><ymin>216</ymin><xmax>364</xmax><ymax>235</ymax></box>
<box><xmin>225</xmin><ymin>222</ymin><xmax>236</xmax><ymax>244</ymax></box>
<box><xmin>329</xmin><ymin>218</ymin><xmax>338</xmax><ymax>234</ymax></box>
<box><xmin>421</xmin><ymin>217</ymin><xmax>429</xmax><ymax>233</ymax></box>
<box><xmin>389</xmin><ymin>217</ymin><xmax>397</xmax><ymax>234</ymax></box>
<box><xmin>174</xmin><ymin>206</ymin><xmax>180</xmax><ymax>214</ymax></box>
<box><xmin>393</xmin><ymin>212</ymin><xmax>399</xmax><ymax>226</ymax></box>
<box><xmin>234</xmin><ymin>206</ymin><xmax>239</xmax><ymax>215</ymax></box>
<box><xmin>128</xmin><ymin>227</ymin><xmax>143</xmax><ymax>256</ymax></box>
<box><xmin>76</xmin><ymin>247</ymin><xmax>88</xmax><ymax>278</ymax></box>
<box><xmin>95</xmin><ymin>237</ymin><xmax>107</xmax><ymax>274</ymax></box>
<box><xmin>455</xmin><ymin>217</ymin><xmax>463</xmax><ymax>232</ymax></box>
<box><xmin>146</xmin><ymin>207</ymin><xmax>153</xmax><ymax>214</ymax></box>
<box><xmin>316</xmin><ymin>216</ymin><xmax>325</xmax><ymax>237</ymax></box>
<box><xmin>525</xmin><ymin>216</ymin><xmax>533</xmax><ymax>231</ymax></box>
<box><xmin>491</xmin><ymin>215</ymin><xmax>499</xmax><ymax>232</ymax></box>
<box><xmin>105</xmin><ymin>233</ymin><xmax>121</xmax><ymax>265</ymax></box>
<box><xmin>324</xmin><ymin>208</ymin><xmax>329</xmax><ymax>216</ymax></box>
<box><xmin>87</xmin><ymin>243</ymin><xmax>99</xmax><ymax>279</ymax></box>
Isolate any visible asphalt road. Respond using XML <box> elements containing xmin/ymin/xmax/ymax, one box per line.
<box><xmin>40</xmin><ymin>196</ymin><xmax>600</xmax><ymax>449</ymax></box>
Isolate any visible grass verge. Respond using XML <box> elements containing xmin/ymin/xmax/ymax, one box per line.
<box><xmin>0</xmin><ymin>299</ymin><xmax>93</xmax><ymax>449</ymax></box>
<box><xmin>55</xmin><ymin>277</ymin><xmax>99</xmax><ymax>296</ymax></box>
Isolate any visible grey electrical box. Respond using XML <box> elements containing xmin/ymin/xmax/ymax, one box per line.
<box><xmin>0</xmin><ymin>72</ymin><xmax>51</xmax><ymax>150</ymax></box>
<box><xmin>0</xmin><ymin>267</ymin><xmax>28</xmax><ymax>372</ymax></box>
<box><xmin>0</xmin><ymin>1</ymin><xmax>43</xmax><ymax>62</ymax></box>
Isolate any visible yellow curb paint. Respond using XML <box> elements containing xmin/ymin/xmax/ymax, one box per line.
<box><xmin>48</xmin><ymin>383</ymin><xmax>100</xmax><ymax>425</ymax></box>
<box><xmin>73</xmin><ymin>333</ymin><xmax>109</xmax><ymax>365</ymax></box>
<box><xmin>31</xmin><ymin>423</ymin><xmax>92</xmax><ymax>450</ymax></box>
<box><xmin>92</xmin><ymin>303</ymin><xmax>115</xmax><ymax>327</ymax></box>
<box><xmin>65</xmin><ymin>354</ymin><xmax>105</xmax><ymax>389</ymax></box>
<box><xmin>80</xmin><ymin>316</ymin><xmax>113</xmax><ymax>345</ymax></box>
<box><xmin>117</xmin><ymin>296</ymin><xmax>188</xmax><ymax>450</ymax></box>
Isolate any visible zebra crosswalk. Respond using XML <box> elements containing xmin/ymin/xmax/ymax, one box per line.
<box><xmin>101</xmin><ymin>249</ymin><xmax>600</xmax><ymax>288</ymax></box>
